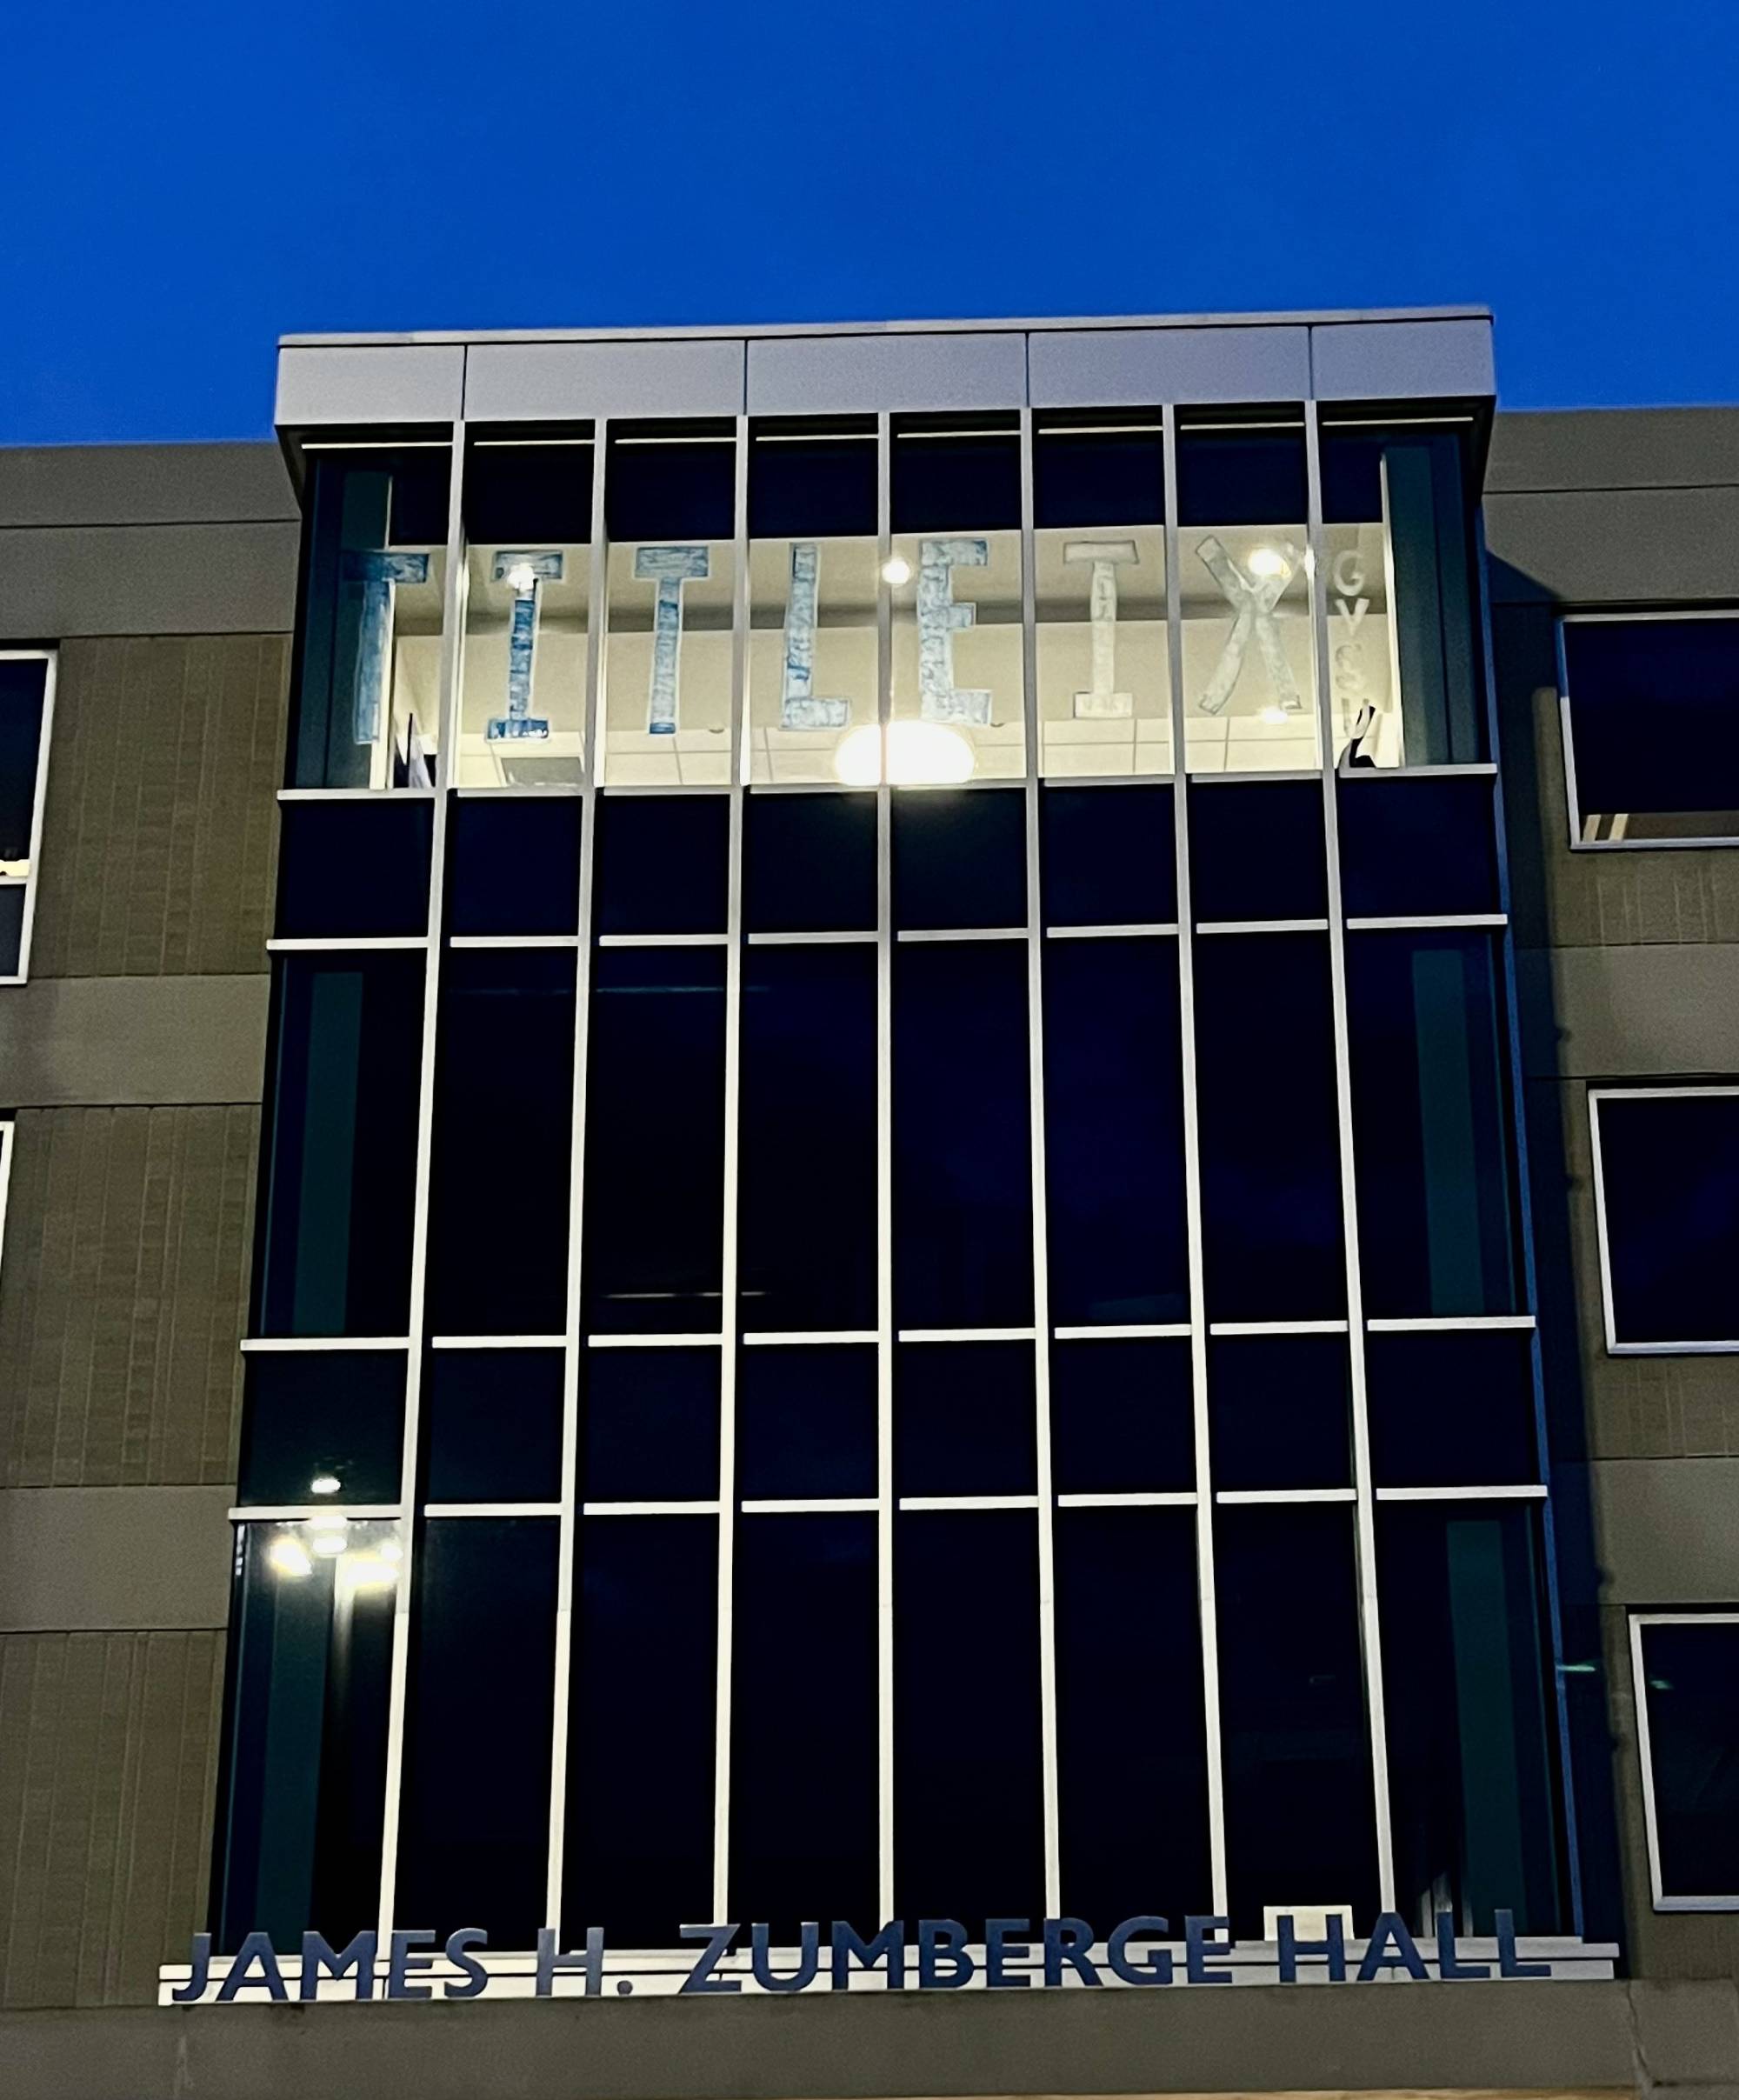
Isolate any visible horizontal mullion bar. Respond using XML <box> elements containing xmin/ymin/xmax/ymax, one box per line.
<box><xmin>581</xmin><ymin>1500</ymin><xmax>721</xmax><ymax>1517</ymax></box>
<box><xmin>1215</xmin><ymin>1488</ymin><xmax>1358</xmax><ymax>1504</ymax></box>
<box><xmin>1338</xmin><ymin>762</ymin><xmax>1498</xmax><ymax>780</ymax></box>
<box><xmin>229</xmin><ymin>1503</ymin><xmax>401</xmax><ymax>1523</ymax></box>
<box><xmin>896</xmin><ymin>927</ymin><xmax>1029</xmax><ymax>943</ymax></box>
<box><xmin>1056</xmin><ymin>1491</ymin><xmax>1197</xmax><ymax>1508</ymax></box>
<box><xmin>585</xmin><ymin>1332</ymin><xmax>722</xmax><ymax>1350</ymax></box>
<box><xmin>429</xmin><ymin>1334</ymin><xmax>566</xmax><ymax>1350</ymax></box>
<box><xmin>745</xmin><ymin>930</ymin><xmax>876</xmax><ymax>946</ymax></box>
<box><xmin>1366</xmin><ymin>1314</ymin><xmax>1536</xmax><ymax>1332</ymax></box>
<box><xmin>1345</xmin><ymin>914</ymin><xmax>1508</xmax><ymax>931</ymax></box>
<box><xmin>596</xmin><ymin>932</ymin><xmax>728</xmax><ymax>948</ymax></box>
<box><xmin>1054</xmin><ymin>1322</ymin><xmax>1191</xmax><ymax>1341</ymax></box>
<box><xmin>424</xmin><ymin>1503</ymin><xmax>563</xmax><ymax>1518</ymax></box>
<box><xmin>266</xmin><ymin>937</ymin><xmax>428</xmax><ymax>952</ymax></box>
<box><xmin>740</xmin><ymin>1497</ymin><xmax>880</xmax><ymax>1515</ymax></box>
<box><xmin>896</xmin><ymin>1327</ymin><xmax>1036</xmax><ymax>1343</ymax></box>
<box><xmin>1374</xmin><ymin>1484</ymin><xmax>1548</xmax><ymax>1501</ymax></box>
<box><xmin>1196</xmin><ymin>918</ymin><xmax>1329</xmax><ymax>936</ymax></box>
<box><xmin>448</xmin><ymin>935</ymin><xmax>580</xmax><ymax>949</ymax></box>
<box><xmin>897</xmin><ymin>1495</ymin><xmax>1041</xmax><ymax>1511</ymax></box>
<box><xmin>741</xmin><ymin>1330</ymin><xmax>877</xmax><ymax>1347</ymax></box>
<box><xmin>1208</xmin><ymin>1319</ymin><xmax>1349</xmax><ymax>1337</ymax></box>
<box><xmin>1045</xmin><ymin>923</ymin><xmax>1179</xmax><ymax>940</ymax></box>
<box><xmin>277</xmin><ymin>787</ymin><xmax>436</xmax><ymax>803</ymax></box>
<box><xmin>241</xmin><ymin>1336</ymin><xmax>410</xmax><ymax>1353</ymax></box>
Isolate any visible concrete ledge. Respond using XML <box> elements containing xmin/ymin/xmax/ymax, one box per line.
<box><xmin>0</xmin><ymin>1486</ymin><xmax>234</xmax><ymax>1631</ymax></box>
<box><xmin>0</xmin><ymin>973</ymin><xmax>268</xmax><ymax>1105</ymax></box>
<box><xmin>1591</xmin><ymin>1461</ymin><xmax>1739</xmax><ymax>1605</ymax></box>
<box><xmin>0</xmin><ymin>520</ymin><xmax>298</xmax><ymax>638</ymax></box>
<box><xmin>3</xmin><ymin>1977</ymin><xmax>1720</xmax><ymax>2100</ymax></box>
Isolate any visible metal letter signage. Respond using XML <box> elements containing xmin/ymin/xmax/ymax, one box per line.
<box><xmin>168</xmin><ymin>1907</ymin><xmax>1596</xmax><ymax>2003</ymax></box>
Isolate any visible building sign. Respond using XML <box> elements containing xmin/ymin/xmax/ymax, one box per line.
<box><xmin>166</xmin><ymin>1911</ymin><xmax>1596</xmax><ymax>2005</ymax></box>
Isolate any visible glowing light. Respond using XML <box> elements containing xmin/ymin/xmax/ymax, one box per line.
<box><xmin>310</xmin><ymin>1530</ymin><xmax>348</xmax><ymax>1557</ymax></box>
<box><xmin>1247</xmin><ymin>546</ymin><xmax>1289</xmax><ymax>580</ymax></box>
<box><xmin>504</xmin><ymin>561</ymin><xmax>538</xmax><ymax>594</ymax></box>
<box><xmin>1259</xmin><ymin>705</ymin><xmax>1290</xmax><ymax>725</ymax></box>
<box><xmin>379</xmin><ymin>1538</ymin><xmax>403</xmax><ymax>1564</ymax></box>
<box><xmin>310</xmin><ymin>1474</ymin><xmax>340</xmax><ymax>1497</ymax></box>
<box><xmin>880</xmin><ymin>555</ymin><xmax>912</xmax><ymax>587</ymax></box>
<box><xmin>269</xmin><ymin>1537</ymin><xmax>313</xmax><ymax>1579</ymax></box>
<box><xmin>342</xmin><ymin>1552</ymin><xmax>397</xmax><ymax>1589</ymax></box>
<box><xmin>833</xmin><ymin>720</ymin><xmax>976</xmax><ymax>788</ymax></box>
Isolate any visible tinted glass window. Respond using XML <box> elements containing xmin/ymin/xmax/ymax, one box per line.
<box><xmin>892</xmin><ymin>788</ymin><xmax>1027</xmax><ymax>930</ymax></box>
<box><xmin>1638</xmin><ymin>1619</ymin><xmax>1739</xmax><ymax>1900</ymax></box>
<box><xmin>1365</xmin><ymin>1328</ymin><xmax>1537</xmax><ymax>1488</ymax></box>
<box><xmin>730</xmin><ymin>1513</ymin><xmax>879</xmax><ymax>1939</ymax></box>
<box><xmin>423</xmin><ymin>1348</ymin><xmax>564</xmax><ymax>1503</ymax></box>
<box><xmin>895</xmin><ymin>1341</ymin><xmax>1036</xmax><ymax>1498</ymax></box>
<box><xmin>1209</xmin><ymin>1333</ymin><xmax>1352</xmax><ymax>1491</ymax></box>
<box><xmin>1043</xmin><ymin>937</ymin><xmax>1188</xmax><ymax>1327</ymax></box>
<box><xmin>1337</xmin><ymin>775</ymin><xmax>1500</xmax><ymax>918</ymax></box>
<box><xmin>595</xmin><ymin>793</ymin><xmax>730</xmax><ymax>936</ymax></box>
<box><xmin>894</xmin><ymin>1510</ymin><xmax>1043</xmax><ymax>1932</ymax></box>
<box><xmin>892</xmin><ymin>941</ymin><xmax>1032</xmax><ymax>1328</ymax></box>
<box><xmin>1048</xmin><ymin>1337</ymin><xmax>1194</xmax><ymax>1494</ymax></box>
<box><xmin>428</xmin><ymin>949</ymin><xmax>575</xmax><ymax>1336</ymax></box>
<box><xmin>581</xmin><ymin>1347</ymin><xmax>719</xmax><ymax>1503</ymax></box>
<box><xmin>736</xmin><ymin>1344</ymin><xmax>877</xmax><ymax>1502</ymax></box>
<box><xmin>237</xmin><ymin>1351</ymin><xmax>404</xmax><ymax>1506</ymax></box>
<box><xmin>1562</xmin><ymin>617</ymin><xmax>1739</xmax><ymax>843</ymax></box>
<box><xmin>1194</xmin><ymin>933</ymin><xmax>1344</xmax><ymax>1322</ymax></box>
<box><xmin>1040</xmin><ymin>783</ymin><xmax>1176</xmax><ymax>928</ymax></box>
<box><xmin>447</xmin><ymin>795</ymin><xmax>582</xmax><ymax>937</ymax></box>
<box><xmin>744</xmin><ymin>791</ymin><xmax>876</xmax><ymax>933</ymax></box>
<box><xmin>1347</xmin><ymin>931</ymin><xmax>1518</xmax><ymax>1319</ymax></box>
<box><xmin>1189</xmin><ymin>780</ymin><xmax>1327</xmax><ymax>923</ymax></box>
<box><xmin>563</xmin><ymin>1515</ymin><xmax>716</xmax><ymax>1946</ymax></box>
<box><xmin>583</xmin><ymin>948</ymin><xmax>726</xmax><ymax>1334</ymax></box>
<box><xmin>0</xmin><ymin>657</ymin><xmax>49</xmax><ymax>880</ymax></box>
<box><xmin>276</xmin><ymin>797</ymin><xmax>432</xmax><ymax>940</ymax></box>
<box><xmin>258</xmin><ymin>952</ymin><xmax>423</xmax><ymax>1337</ymax></box>
<box><xmin>396</xmin><ymin>1517</ymin><xmax>559</xmax><ymax>1947</ymax></box>
<box><xmin>739</xmin><ymin>945</ymin><xmax>876</xmax><ymax>1332</ymax></box>
<box><xmin>1596</xmin><ymin>1091</ymin><xmax>1739</xmax><ymax>1345</ymax></box>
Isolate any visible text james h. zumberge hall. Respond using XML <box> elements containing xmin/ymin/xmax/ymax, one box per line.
<box><xmin>4</xmin><ymin>309</ymin><xmax>1739</xmax><ymax>2098</ymax></box>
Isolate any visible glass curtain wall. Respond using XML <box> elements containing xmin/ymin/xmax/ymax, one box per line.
<box><xmin>217</xmin><ymin>398</ymin><xmax>1571</xmax><ymax>1966</ymax></box>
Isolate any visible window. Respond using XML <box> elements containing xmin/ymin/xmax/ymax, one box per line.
<box><xmin>1561</xmin><ymin>613</ymin><xmax>1739</xmax><ymax>846</ymax></box>
<box><xmin>0</xmin><ymin>653</ymin><xmax>55</xmax><ymax>981</ymax></box>
<box><xmin>1590</xmin><ymin>1088</ymin><xmax>1739</xmax><ymax>1350</ymax></box>
<box><xmin>289</xmin><ymin>441</ymin><xmax>451</xmax><ymax>790</ymax></box>
<box><xmin>1631</xmin><ymin>1615</ymin><xmax>1739</xmax><ymax>1908</ymax></box>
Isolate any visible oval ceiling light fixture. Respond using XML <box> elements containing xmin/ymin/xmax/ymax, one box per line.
<box><xmin>833</xmin><ymin>721</ymin><xmax>976</xmax><ymax>788</ymax></box>
<box><xmin>880</xmin><ymin>554</ymin><xmax>912</xmax><ymax>586</ymax></box>
<box><xmin>1247</xmin><ymin>545</ymin><xmax>1290</xmax><ymax>579</ymax></box>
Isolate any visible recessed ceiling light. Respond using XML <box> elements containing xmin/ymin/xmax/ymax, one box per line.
<box><xmin>310</xmin><ymin>1474</ymin><xmax>341</xmax><ymax>1497</ymax></box>
<box><xmin>1248</xmin><ymin>547</ymin><xmax>1289</xmax><ymax>580</ymax></box>
<box><xmin>881</xmin><ymin>555</ymin><xmax>912</xmax><ymax>586</ymax></box>
<box><xmin>834</xmin><ymin>720</ymin><xmax>976</xmax><ymax>788</ymax></box>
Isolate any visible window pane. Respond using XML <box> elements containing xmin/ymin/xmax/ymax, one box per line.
<box><xmin>583</xmin><ymin>948</ymin><xmax>725</xmax><ymax>1334</ymax></box>
<box><xmin>1049</xmin><ymin>1337</ymin><xmax>1194</xmax><ymax>1494</ymax></box>
<box><xmin>1040</xmin><ymin>783</ymin><xmax>1176</xmax><ymax>929</ymax></box>
<box><xmin>563</xmin><ymin>1515</ymin><xmax>716</xmax><ymax>1946</ymax></box>
<box><xmin>458</xmin><ymin>434</ymin><xmax>592</xmax><ymax>786</ymax></box>
<box><xmin>744</xmin><ymin>790</ymin><xmax>876</xmax><ymax>934</ymax></box>
<box><xmin>892</xmin><ymin>786</ymin><xmax>1026</xmax><ymax>930</ymax></box>
<box><xmin>1189</xmin><ymin>779</ymin><xmax>1328</xmax><ymax>923</ymax></box>
<box><xmin>748</xmin><ymin>419</ymin><xmax>878</xmax><ymax>787</ymax></box>
<box><xmin>237</xmin><ymin>1351</ymin><xmax>404</xmax><ymax>1506</ymax></box>
<box><xmin>1056</xmin><ymin>1507</ymin><xmax>1211</xmax><ymax>1923</ymax></box>
<box><xmin>595</xmin><ymin>792</ymin><xmax>729</xmax><ymax>936</ymax></box>
<box><xmin>428</xmin><ymin>949</ymin><xmax>575</xmax><ymax>1336</ymax></box>
<box><xmin>290</xmin><ymin>444</ymin><xmax>450</xmax><ymax>790</ymax></box>
<box><xmin>258</xmin><ymin>953</ymin><xmax>423</xmax><ymax>1337</ymax></box>
<box><xmin>889</xmin><ymin>415</ymin><xmax>1025</xmax><ymax>783</ymax></box>
<box><xmin>582</xmin><ymin>1346</ymin><xmax>718</xmax><ymax>1503</ymax></box>
<box><xmin>0</xmin><ymin>657</ymin><xmax>49</xmax><ymax>904</ymax></box>
<box><xmin>1562</xmin><ymin>617</ymin><xmax>1739</xmax><ymax>843</ymax></box>
<box><xmin>396</xmin><ymin>1517</ymin><xmax>558</xmax><ymax>1946</ymax></box>
<box><xmin>1336</xmin><ymin>774</ymin><xmax>1500</xmax><ymax>918</ymax></box>
<box><xmin>736</xmin><ymin>1343</ymin><xmax>876</xmax><ymax>1501</ymax></box>
<box><xmin>1216</xmin><ymin>1503</ymin><xmax>1378</xmax><ymax>1937</ymax></box>
<box><xmin>1321</xmin><ymin>423</ymin><xmax>1484</xmax><ymax>769</ymax></box>
<box><xmin>1379</xmin><ymin>1503</ymin><xmax>1562</xmax><ymax>1933</ymax></box>
<box><xmin>730</xmin><ymin>1513</ymin><xmax>879</xmax><ymax>1938</ymax></box>
<box><xmin>1176</xmin><ymin>417</ymin><xmax>1317</xmax><ymax>775</ymax></box>
<box><xmin>602</xmin><ymin>423</ymin><xmax>736</xmax><ymax>786</ymax></box>
<box><xmin>1366</xmin><ymin>1329</ymin><xmax>1537</xmax><ymax>1487</ymax></box>
<box><xmin>0</xmin><ymin>888</ymin><xmax>23</xmax><ymax>977</ymax></box>
<box><xmin>1043</xmin><ymin>937</ymin><xmax>1188</xmax><ymax>1326</ymax></box>
<box><xmin>739</xmin><ymin>944</ymin><xmax>876</xmax><ymax>1332</ymax></box>
<box><xmin>895</xmin><ymin>1510</ymin><xmax>1043</xmax><ymax>1932</ymax></box>
<box><xmin>1596</xmin><ymin>1091</ymin><xmax>1739</xmax><ymax>1345</ymax></box>
<box><xmin>424</xmin><ymin>1348</ymin><xmax>564</xmax><ymax>1503</ymax></box>
<box><xmin>1209</xmin><ymin>1334</ymin><xmax>1351</xmax><ymax>1491</ymax></box>
<box><xmin>1639</xmin><ymin>1619</ymin><xmax>1739</xmax><ymax>1899</ymax></box>
<box><xmin>893</xmin><ymin>941</ymin><xmax>1032</xmax><ymax>1328</ymax></box>
<box><xmin>895</xmin><ymin>1341</ymin><xmax>1036</xmax><ymax>1497</ymax></box>
<box><xmin>277</xmin><ymin>798</ymin><xmax>431</xmax><ymax>940</ymax></box>
<box><xmin>1035</xmin><ymin>411</ymin><xmax>1169</xmax><ymax>780</ymax></box>
<box><xmin>446</xmin><ymin>793</ymin><xmax>582</xmax><ymax>937</ymax></box>
<box><xmin>213</xmin><ymin>1517</ymin><xmax>400</xmax><ymax>1952</ymax></box>
<box><xmin>1348</xmin><ymin>931</ymin><xmax>1518</xmax><ymax>1319</ymax></box>
<box><xmin>1195</xmin><ymin>933</ymin><xmax>1344</xmax><ymax>1322</ymax></box>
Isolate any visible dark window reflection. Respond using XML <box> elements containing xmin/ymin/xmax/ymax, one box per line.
<box><xmin>1048</xmin><ymin>1338</ymin><xmax>1194</xmax><ymax>1495</ymax></box>
<box><xmin>1336</xmin><ymin>776</ymin><xmax>1499</xmax><ymax>918</ymax></box>
<box><xmin>1596</xmin><ymin>1091</ymin><xmax>1739</xmax><ymax>1344</ymax></box>
<box><xmin>895</xmin><ymin>1510</ymin><xmax>1043</xmax><ymax>1932</ymax></box>
<box><xmin>447</xmin><ymin>795</ymin><xmax>583</xmax><ymax>938</ymax></box>
<box><xmin>744</xmin><ymin>791</ymin><xmax>876</xmax><ymax>934</ymax></box>
<box><xmin>1034</xmin><ymin>410</ymin><xmax>1164</xmax><ymax>528</ymax></box>
<box><xmin>730</xmin><ymin>1513</ymin><xmax>879</xmax><ymax>1939</ymax></box>
<box><xmin>1637</xmin><ymin>1619</ymin><xmax>1739</xmax><ymax>1900</ymax></box>
<box><xmin>1209</xmin><ymin>1334</ymin><xmax>1351</xmax><ymax>1491</ymax></box>
<box><xmin>1040</xmin><ymin>784</ymin><xmax>1176</xmax><ymax>928</ymax></box>
<box><xmin>1562</xmin><ymin>617</ymin><xmax>1739</xmax><ymax>842</ymax></box>
<box><xmin>596</xmin><ymin>792</ymin><xmax>730</xmax><ymax>936</ymax></box>
<box><xmin>891</xmin><ymin>414</ymin><xmax>1021</xmax><ymax>534</ymax></box>
<box><xmin>1366</xmin><ymin>1329</ymin><xmax>1537</xmax><ymax>1488</ymax></box>
<box><xmin>1189</xmin><ymin>781</ymin><xmax>1327</xmax><ymax>923</ymax></box>
<box><xmin>237</xmin><ymin>1352</ymin><xmax>404</xmax><ymax>1506</ymax></box>
<box><xmin>736</xmin><ymin>1344</ymin><xmax>876</xmax><ymax>1502</ymax></box>
<box><xmin>583</xmin><ymin>948</ymin><xmax>726</xmax><ymax>1334</ymax></box>
<box><xmin>893</xmin><ymin>942</ymin><xmax>1033</xmax><ymax>1328</ymax></box>
<box><xmin>581</xmin><ymin>1347</ymin><xmax>719</xmax><ymax>1503</ymax></box>
<box><xmin>1378</xmin><ymin>1503</ymin><xmax>1562</xmax><ymax>1933</ymax></box>
<box><xmin>257</xmin><ymin>952</ymin><xmax>423</xmax><ymax>1337</ymax></box>
<box><xmin>564</xmin><ymin>1516</ymin><xmax>717</xmax><ymax>1946</ymax></box>
<box><xmin>277</xmin><ymin>798</ymin><xmax>431</xmax><ymax>941</ymax></box>
<box><xmin>896</xmin><ymin>1341</ymin><xmax>1036</xmax><ymax>1498</ymax></box>
<box><xmin>424</xmin><ymin>1349</ymin><xmax>564</xmax><ymax>1503</ymax></box>
<box><xmin>893</xmin><ymin>788</ymin><xmax>1027</xmax><ymax>930</ymax></box>
<box><xmin>1216</xmin><ymin>1503</ymin><xmax>1378</xmax><ymax>1938</ymax></box>
<box><xmin>396</xmin><ymin>1517</ymin><xmax>559</xmax><ymax>1948</ymax></box>
<box><xmin>606</xmin><ymin>422</ymin><xmax>736</xmax><ymax>542</ymax></box>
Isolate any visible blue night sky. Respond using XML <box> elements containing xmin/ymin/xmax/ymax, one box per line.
<box><xmin>2</xmin><ymin>1</ymin><xmax>1732</xmax><ymax>443</ymax></box>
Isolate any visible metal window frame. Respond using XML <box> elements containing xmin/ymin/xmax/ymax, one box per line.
<box><xmin>0</xmin><ymin>649</ymin><xmax>57</xmax><ymax>987</ymax></box>
<box><xmin>1557</xmin><ymin>610</ymin><xmax>1739</xmax><ymax>853</ymax></box>
<box><xmin>1629</xmin><ymin>1611</ymin><xmax>1739</xmax><ymax>1910</ymax></box>
<box><xmin>1588</xmin><ymin>1084</ymin><xmax>1739</xmax><ymax>1355</ymax></box>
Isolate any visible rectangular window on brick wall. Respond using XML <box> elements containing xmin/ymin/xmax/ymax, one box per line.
<box><xmin>1631</xmin><ymin>1615</ymin><xmax>1739</xmax><ymax>1909</ymax></box>
<box><xmin>1590</xmin><ymin>1087</ymin><xmax>1739</xmax><ymax>1351</ymax></box>
<box><xmin>0</xmin><ymin>653</ymin><xmax>56</xmax><ymax>981</ymax></box>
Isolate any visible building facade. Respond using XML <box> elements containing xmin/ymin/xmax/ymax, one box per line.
<box><xmin>2</xmin><ymin>311</ymin><xmax>1739</xmax><ymax>2097</ymax></box>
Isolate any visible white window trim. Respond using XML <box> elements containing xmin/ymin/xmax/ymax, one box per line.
<box><xmin>1589</xmin><ymin>1086</ymin><xmax>1739</xmax><ymax>1354</ymax></box>
<box><xmin>0</xmin><ymin>1119</ymin><xmax>13</xmax><ymax>1268</ymax></box>
<box><xmin>1558</xmin><ymin>610</ymin><xmax>1739</xmax><ymax>854</ymax></box>
<box><xmin>1629</xmin><ymin>1611</ymin><xmax>1739</xmax><ymax>1910</ymax></box>
<box><xmin>0</xmin><ymin>650</ymin><xmax>56</xmax><ymax>985</ymax></box>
